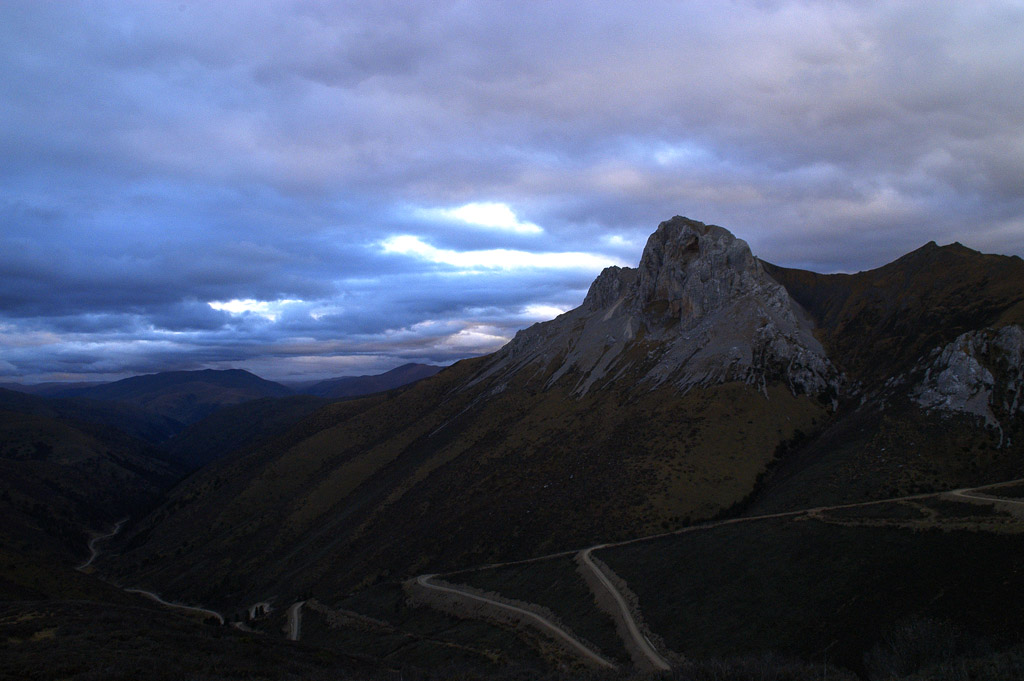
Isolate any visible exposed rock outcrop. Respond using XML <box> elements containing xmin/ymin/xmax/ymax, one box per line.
<box><xmin>913</xmin><ymin>325</ymin><xmax>1024</xmax><ymax>443</ymax></box>
<box><xmin>479</xmin><ymin>217</ymin><xmax>840</xmax><ymax>399</ymax></box>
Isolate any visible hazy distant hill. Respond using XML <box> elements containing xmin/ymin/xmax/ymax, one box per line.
<box><xmin>52</xmin><ymin>369</ymin><xmax>293</xmax><ymax>425</ymax></box>
<box><xmin>0</xmin><ymin>387</ymin><xmax>182</xmax><ymax>443</ymax></box>
<box><xmin>298</xmin><ymin>363</ymin><xmax>443</xmax><ymax>399</ymax></box>
<box><xmin>0</xmin><ymin>381</ymin><xmax>105</xmax><ymax>398</ymax></box>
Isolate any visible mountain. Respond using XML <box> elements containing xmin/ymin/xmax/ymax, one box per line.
<box><xmin>0</xmin><ymin>380</ymin><xmax>105</xmax><ymax>397</ymax></box>
<box><xmin>105</xmin><ymin>218</ymin><xmax>843</xmax><ymax>605</ymax></box>
<box><xmin>762</xmin><ymin>241</ymin><xmax>1024</xmax><ymax>386</ymax></box>
<box><xmin>749</xmin><ymin>243</ymin><xmax>1024</xmax><ymax>513</ymax></box>
<box><xmin>53</xmin><ymin>369</ymin><xmax>294</xmax><ymax>425</ymax></box>
<box><xmin>63</xmin><ymin>216</ymin><xmax>1024</xmax><ymax>678</ymax></box>
<box><xmin>299</xmin><ymin>363</ymin><xmax>443</xmax><ymax>399</ymax></box>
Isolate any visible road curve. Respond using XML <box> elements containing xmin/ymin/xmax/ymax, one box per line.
<box><xmin>440</xmin><ymin>480</ymin><xmax>1024</xmax><ymax>581</ymax></box>
<box><xmin>579</xmin><ymin>547</ymin><xmax>671</xmax><ymax>671</ymax></box>
<box><xmin>951</xmin><ymin>489</ymin><xmax>1024</xmax><ymax>506</ymax></box>
<box><xmin>605</xmin><ymin>477</ymin><xmax>1024</xmax><ymax>552</ymax></box>
<box><xmin>415</xmin><ymin>477</ymin><xmax>1024</xmax><ymax>668</ymax></box>
<box><xmin>415</xmin><ymin>574</ymin><xmax>616</xmax><ymax>669</ymax></box>
<box><xmin>76</xmin><ymin>518</ymin><xmax>128</xmax><ymax>571</ymax></box>
<box><xmin>124</xmin><ymin>588</ymin><xmax>225</xmax><ymax>625</ymax></box>
<box><xmin>286</xmin><ymin>601</ymin><xmax>305</xmax><ymax>641</ymax></box>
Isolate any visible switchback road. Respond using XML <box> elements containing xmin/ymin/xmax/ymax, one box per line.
<box><xmin>414</xmin><ymin>574</ymin><xmax>616</xmax><ymax>669</ymax></box>
<box><xmin>76</xmin><ymin>518</ymin><xmax>127</xmax><ymax>571</ymax></box>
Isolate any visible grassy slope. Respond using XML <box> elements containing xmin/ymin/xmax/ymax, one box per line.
<box><xmin>329</xmin><ymin>581</ymin><xmax>550</xmax><ymax>671</ymax></box>
<box><xmin>745</xmin><ymin>397</ymin><xmax>1024</xmax><ymax>514</ymax></box>
<box><xmin>453</xmin><ymin>557</ymin><xmax>630</xmax><ymax>665</ymax></box>
<box><xmin>106</xmin><ymin>354</ymin><xmax>826</xmax><ymax>607</ymax></box>
<box><xmin>0</xmin><ymin>387</ymin><xmax>181</xmax><ymax>444</ymax></box>
<box><xmin>598</xmin><ymin>502</ymin><xmax>1024</xmax><ymax>676</ymax></box>
<box><xmin>379</xmin><ymin>496</ymin><xmax>1024</xmax><ymax>677</ymax></box>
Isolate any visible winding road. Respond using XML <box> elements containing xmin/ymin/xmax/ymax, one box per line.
<box><xmin>75</xmin><ymin>516</ymin><xmax>226</xmax><ymax>625</ymax></box>
<box><xmin>76</xmin><ymin>518</ymin><xmax>127</xmax><ymax>571</ymax></box>
<box><xmin>417</xmin><ymin>477</ymin><xmax>1024</xmax><ymax>671</ymax></box>
<box><xmin>414</xmin><ymin>574</ymin><xmax>616</xmax><ymax>669</ymax></box>
<box><xmin>124</xmin><ymin>588</ymin><xmax>225</xmax><ymax>624</ymax></box>
<box><xmin>951</xmin><ymin>488</ymin><xmax>1024</xmax><ymax>506</ymax></box>
<box><xmin>578</xmin><ymin>546</ymin><xmax>671</xmax><ymax>671</ymax></box>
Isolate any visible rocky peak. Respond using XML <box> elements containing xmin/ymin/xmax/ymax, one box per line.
<box><xmin>634</xmin><ymin>217</ymin><xmax>762</xmax><ymax>320</ymax></box>
<box><xmin>477</xmin><ymin>216</ymin><xmax>841</xmax><ymax>400</ymax></box>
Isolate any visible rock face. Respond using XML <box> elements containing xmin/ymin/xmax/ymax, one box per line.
<box><xmin>914</xmin><ymin>325</ymin><xmax>1024</xmax><ymax>442</ymax></box>
<box><xmin>478</xmin><ymin>217</ymin><xmax>840</xmax><ymax>398</ymax></box>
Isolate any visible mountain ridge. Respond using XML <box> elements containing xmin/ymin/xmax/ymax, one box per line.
<box><xmin>13</xmin><ymin>214</ymin><xmax>1024</xmax><ymax>679</ymax></box>
<box><xmin>475</xmin><ymin>217</ymin><xmax>839</xmax><ymax>400</ymax></box>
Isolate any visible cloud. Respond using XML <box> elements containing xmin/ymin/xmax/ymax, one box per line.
<box><xmin>1</xmin><ymin>1</ymin><xmax>1023</xmax><ymax>381</ymax></box>
<box><xmin>379</xmin><ymin>235</ymin><xmax>622</xmax><ymax>271</ymax></box>
<box><xmin>208</xmin><ymin>298</ymin><xmax>305</xmax><ymax>322</ymax></box>
<box><xmin>416</xmin><ymin>202</ymin><xmax>544</xmax><ymax>235</ymax></box>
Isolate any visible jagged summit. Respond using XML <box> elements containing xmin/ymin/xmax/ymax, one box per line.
<box><xmin>479</xmin><ymin>216</ymin><xmax>840</xmax><ymax>398</ymax></box>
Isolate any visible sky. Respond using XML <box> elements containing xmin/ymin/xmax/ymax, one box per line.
<box><xmin>2</xmin><ymin>1</ymin><xmax>1024</xmax><ymax>383</ymax></box>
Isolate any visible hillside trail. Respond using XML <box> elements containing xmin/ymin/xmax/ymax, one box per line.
<box><xmin>123</xmin><ymin>588</ymin><xmax>225</xmax><ymax>624</ymax></box>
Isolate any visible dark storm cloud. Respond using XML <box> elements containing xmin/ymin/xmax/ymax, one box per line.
<box><xmin>2</xmin><ymin>1</ymin><xmax>1023</xmax><ymax>381</ymax></box>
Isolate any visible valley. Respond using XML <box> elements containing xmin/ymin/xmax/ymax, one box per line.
<box><xmin>4</xmin><ymin>217</ymin><xmax>1024</xmax><ymax>680</ymax></box>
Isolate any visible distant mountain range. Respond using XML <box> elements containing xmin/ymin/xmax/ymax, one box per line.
<box><xmin>6</xmin><ymin>216</ymin><xmax>1024</xmax><ymax>680</ymax></box>
<box><xmin>1</xmin><ymin>363</ymin><xmax>443</xmax><ymax>431</ymax></box>
<box><xmin>0</xmin><ymin>363</ymin><xmax>444</xmax><ymax>597</ymax></box>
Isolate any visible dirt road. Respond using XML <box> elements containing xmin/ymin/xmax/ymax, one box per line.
<box><xmin>124</xmin><ymin>588</ymin><xmax>225</xmax><ymax>625</ymax></box>
<box><xmin>417</xmin><ymin>477</ymin><xmax>1024</xmax><ymax>669</ymax></box>
<box><xmin>76</xmin><ymin>518</ymin><xmax>127</xmax><ymax>571</ymax></box>
<box><xmin>578</xmin><ymin>546</ymin><xmax>671</xmax><ymax>671</ymax></box>
<box><xmin>286</xmin><ymin>601</ymin><xmax>305</xmax><ymax>641</ymax></box>
<box><xmin>414</xmin><ymin>574</ymin><xmax>616</xmax><ymax>669</ymax></box>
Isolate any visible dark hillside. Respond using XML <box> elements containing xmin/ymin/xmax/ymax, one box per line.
<box><xmin>0</xmin><ymin>409</ymin><xmax>184</xmax><ymax>572</ymax></box>
<box><xmin>107</xmin><ymin>354</ymin><xmax>824</xmax><ymax>607</ymax></box>
<box><xmin>164</xmin><ymin>395</ymin><xmax>330</xmax><ymax>470</ymax></box>
<box><xmin>0</xmin><ymin>387</ymin><xmax>181</xmax><ymax>443</ymax></box>
<box><xmin>763</xmin><ymin>243</ymin><xmax>1024</xmax><ymax>384</ymax></box>
<box><xmin>301</xmin><ymin>363</ymin><xmax>443</xmax><ymax>399</ymax></box>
